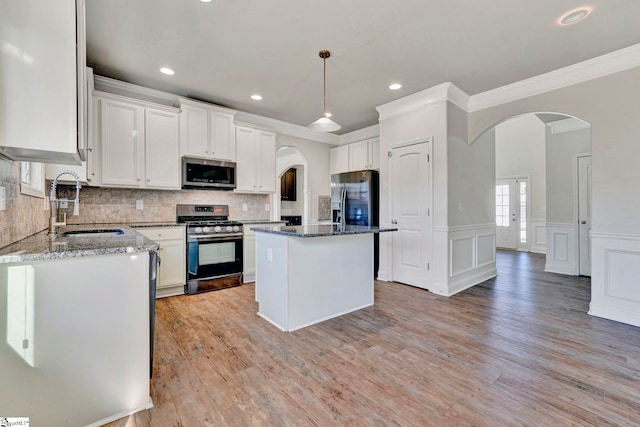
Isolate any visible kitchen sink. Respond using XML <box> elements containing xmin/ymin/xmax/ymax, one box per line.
<box><xmin>62</xmin><ymin>229</ymin><xmax>125</xmax><ymax>237</ymax></box>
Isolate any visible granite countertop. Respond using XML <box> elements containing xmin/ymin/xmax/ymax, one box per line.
<box><xmin>0</xmin><ymin>224</ymin><xmax>160</xmax><ymax>264</ymax></box>
<box><xmin>250</xmin><ymin>224</ymin><xmax>398</xmax><ymax>238</ymax></box>
<box><xmin>237</xmin><ymin>219</ymin><xmax>287</xmax><ymax>224</ymax></box>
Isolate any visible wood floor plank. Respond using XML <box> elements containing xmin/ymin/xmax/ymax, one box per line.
<box><xmin>105</xmin><ymin>250</ymin><xmax>640</xmax><ymax>426</ymax></box>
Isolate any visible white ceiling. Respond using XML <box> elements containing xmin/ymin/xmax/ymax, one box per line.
<box><xmin>85</xmin><ymin>0</ymin><xmax>640</xmax><ymax>134</ymax></box>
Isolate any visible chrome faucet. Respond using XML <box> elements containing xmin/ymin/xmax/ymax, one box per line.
<box><xmin>49</xmin><ymin>170</ymin><xmax>81</xmax><ymax>235</ymax></box>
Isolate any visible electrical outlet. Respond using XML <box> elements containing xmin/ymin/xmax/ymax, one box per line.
<box><xmin>265</xmin><ymin>203</ymin><xmax>270</xmax><ymax>212</ymax></box>
<box><xmin>267</xmin><ymin>248</ymin><xmax>273</xmax><ymax>262</ymax></box>
<box><xmin>242</xmin><ymin>203</ymin><xmax>248</xmax><ymax>212</ymax></box>
<box><xmin>0</xmin><ymin>186</ymin><xmax>5</xmax><ymax>211</ymax></box>
<box><xmin>136</xmin><ymin>199</ymin><xmax>144</xmax><ymax>210</ymax></box>
<box><xmin>458</xmin><ymin>202</ymin><xmax>464</xmax><ymax>213</ymax></box>
<box><xmin>59</xmin><ymin>200</ymin><xmax>68</xmax><ymax>208</ymax></box>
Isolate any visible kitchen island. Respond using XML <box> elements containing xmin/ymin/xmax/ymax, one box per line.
<box><xmin>0</xmin><ymin>225</ymin><xmax>159</xmax><ymax>427</ymax></box>
<box><xmin>251</xmin><ymin>224</ymin><xmax>396</xmax><ymax>332</ymax></box>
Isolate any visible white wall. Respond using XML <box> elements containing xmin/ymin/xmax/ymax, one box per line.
<box><xmin>545</xmin><ymin>126</ymin><xmax>591</xmax><ymax>223</ymax></box>
<box><xmin>495</xmin><ymin>114</ymin><xmax>547</xmax><ymax>220</ymax></box>
<box><xmin>448</xmin><ymin>103</ymin><xmax>495</xmax><ymax>227</ymax></box>
<box><xmin>276</xmin><ymin>134</ymin><xmax>331</xmax><ymax>223</ymax></box>
<box><xmin>468</xmin><ymin>65</ymin><xmax>640</xmax><ymax>327</ymax></box>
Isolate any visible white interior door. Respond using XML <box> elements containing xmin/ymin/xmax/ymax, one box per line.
<box><xmin>390</xmin><ymin>141</ymin><xmax>431</xmax><ymax>289</ymax></box>
<box><xmin>496</xmin><ymin>179</ymin><xmax>517</xmax><ymax>249</ymax></box>
<box><xmin>578</xmin><ymin>155</ymin><xmax>592</xmax><ymax>276</ymax></box>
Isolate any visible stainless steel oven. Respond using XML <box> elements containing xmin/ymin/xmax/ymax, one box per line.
<box><xmin>178</xmin><ymin>204</ymin><xmax>244</xmax><ymax>294</ymax></box>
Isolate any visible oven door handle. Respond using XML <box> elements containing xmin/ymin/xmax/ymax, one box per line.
<box><xmin>191</xmin><ymin>234</ymin><xmax>244</xmax><ymax>243</ymax></box>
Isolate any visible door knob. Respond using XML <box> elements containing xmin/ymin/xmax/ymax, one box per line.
<box><xmin>391</xmin><ymin>220</ymin><xmax>398</xmax><ymax>224</ymax></box>
<box><xmin>581</xmin><ymin>220</ymin><xmax>587</xmax><ymax>224</ymax></box>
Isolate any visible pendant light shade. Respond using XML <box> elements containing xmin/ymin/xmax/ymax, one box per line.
<box><xmin>309</xmin><ymin>50</ymin><xmax>341</xmax><ymax>133</ymax></box>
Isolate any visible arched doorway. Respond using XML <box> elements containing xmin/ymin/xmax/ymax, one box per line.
<box><xmin>473</xmin><ymin>112</ymin><xmax>592</xmax><ymax>276</ymax></box>
<box><xmin>273</xmin><ymin>147</ymin><xmax>309</xmax><ymax>225</ymax></box>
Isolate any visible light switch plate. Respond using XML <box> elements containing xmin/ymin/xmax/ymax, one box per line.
<box><xmin>136</xmin><ymin>199</ymin><xmax>144</xmax><ymax>210</ymax></box>
<box><xmin>265</xmin><ymin>203</ymin><xmax>270</xmax><ymax>212</ymax></box>
<box><xmin>242</xmin><ymin>203</ymin><xmax>248</xmax><ymax>212</ymax></box>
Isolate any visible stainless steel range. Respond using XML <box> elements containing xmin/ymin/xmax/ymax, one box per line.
<box><xmin>177</xmin><ymin>204</ymin><xmax>243</xmax><ymax>294</ymax></box>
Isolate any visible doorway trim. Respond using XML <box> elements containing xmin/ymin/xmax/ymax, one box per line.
<box><xmin>273</xmin><ymin>147</ymin><xmax>309</xmax><ymax>224</ymax></box>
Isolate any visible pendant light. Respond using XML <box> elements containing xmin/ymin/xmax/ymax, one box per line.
<box><xmin>309</xmin><ymin>50</ymin><xmax>341</xmax><ymax>133</ymax></box>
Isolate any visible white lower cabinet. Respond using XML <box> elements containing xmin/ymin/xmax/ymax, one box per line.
<box><xmin>235</xmin><ymin>126</ymin><xmax>276</xmax><ymax>193</ymax></box>
<box><xmin>243</xmin><ymin>222</ymin><xmax>285</xmax><ymax>284</ymax></box>
<box><xmin>136</xmin><ymin>227</ymin><xmax>186</xmax><ymax>297</ymax></box>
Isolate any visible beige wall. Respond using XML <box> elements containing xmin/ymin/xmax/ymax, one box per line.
<box><xmin>469</xmin><ymin>66</ymin><xmax>640</xmax><ymax>235</ymax></box>
<box><xmin>0</xmin><ymin>158</ymin><xmax>48</xmax><ymax>248</ymax></box>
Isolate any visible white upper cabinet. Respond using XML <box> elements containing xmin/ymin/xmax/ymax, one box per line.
<box><xmin>93</xmin><ymin>92</ymin><xmax>180</xmax><ymax>190</ymax></box>
<box><xmin>236</xmin><ymin>126</ymin><xmax>276</xmax><ymax>193</ymax></box>
<box><xmin>179</xmin><ymin>98</ymin><xmax>236</xmax><ymax>162</ymax></box>
<box><xmin>145</xmin><ymin>108</ymin><xmax>180</xmax><ymax>189</ymax></box>
<box><xmin>0</xmin><ymin>0</ymin><xmax>87</xmax><ymax>164</ymax></box>
<box><xmin>330</xmin><ymin>145</ymin><xmax>349</xmax><ymax>175</ymax></box>
<box><xmin>331</xmin><ymin>138</ymin><xmax>380</xmax><ymax>175</ymax></box>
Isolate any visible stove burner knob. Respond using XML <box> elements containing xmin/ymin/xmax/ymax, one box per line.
<box><xmin>202</xmin><ymin>226</ymin><xmax>210</xmax><ymax>233</ymax></box>
<box><xmin>233</xmin><ymin>225</ymin><xmax>240</xmax><ymax>232</ymax></box>
<box><xmin>214</xmin><ymin>226</ymin><xmax>222</xmax><ymax>233</ymax></box>
<box><xmin>194</xmin><ymin>227</ymin><xmax>203</xmax><ymax>234</ymax></box>
<box><xmin>226</xmin><ymin>226</ymin><xmax>233</xmax><ymax>232</ymax></box>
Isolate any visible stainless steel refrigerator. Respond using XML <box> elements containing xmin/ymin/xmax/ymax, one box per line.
<box><xmin>331</xmin><ymin>170</ymin><xmax>380</xmax><ymax>277</ymax></box>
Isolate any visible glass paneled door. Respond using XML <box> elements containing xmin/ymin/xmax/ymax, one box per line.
<box><xmin>496</xmin><ymin>178</ymin><xmax>529</xmax><ymax>250</ymax></box>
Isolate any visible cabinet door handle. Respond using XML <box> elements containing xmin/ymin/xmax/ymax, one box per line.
<box><xmin>391</xmin><ymin>220</ymin><xmax>398</xmax><ymax>224</ymax></box>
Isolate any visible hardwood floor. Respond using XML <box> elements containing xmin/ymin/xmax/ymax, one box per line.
<box><xmin>108</xmin><ymin>251</ymin><xmax>640</xmax><ymax>426</ymax></box>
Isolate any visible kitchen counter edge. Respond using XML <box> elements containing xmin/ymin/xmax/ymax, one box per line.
<box><xmin>250</xmin><ymin>224</ymin><xmax>398</xmax><ymax>238</ymax></box>
<box><xmin>0</xmin><ymin>224</ymin><xmax>164</xmax><ymax>264</ymax></box>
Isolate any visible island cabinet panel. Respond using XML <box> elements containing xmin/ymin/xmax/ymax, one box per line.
<box><xmin>255</xmin><ymin>232</ymin><xmax>374</xmax><ymax>332</ymax></box>
<box><xmin>0</xmin><ymin>253</ymin><xmax>152</xmax><ymax>426</ymax></box>
<box><xmin>235</xmin><ymin>126</ymin><xmax>276</xmax><ymax>193</ymax></box>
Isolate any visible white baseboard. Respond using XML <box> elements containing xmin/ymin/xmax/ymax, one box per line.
<box><xmin>87</xmin><ymin>397</ymin><xmax>153</xmax><ymax>427</ymax></box>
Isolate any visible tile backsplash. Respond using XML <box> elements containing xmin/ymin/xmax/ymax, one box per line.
<box><xmin>58</xmin><ymin>186</ymin><xmax>271</xmax><ymax>225</ymax></box>
<box><xmin>0</xmin><ymin>155</ymin><xmax>271</xmax><ymax>248</ymax></box>
<box><xmin>0</xmin><ymin>158</ymin><xmax>48</xmax><ymax>248</ymax></box>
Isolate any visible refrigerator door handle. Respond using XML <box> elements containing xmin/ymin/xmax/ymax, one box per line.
<box><xmin>341</xmin><ymin>187</ymin><xmax>347</xmax><ymax>226</ymax></box>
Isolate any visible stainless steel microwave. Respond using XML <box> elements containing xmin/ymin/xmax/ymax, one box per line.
<box><xmin>182</xmin><ymin>157</ymin><xmax>236</xmax><ymax>190</ymax></box>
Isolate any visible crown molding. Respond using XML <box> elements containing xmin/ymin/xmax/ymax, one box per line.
<box><xmin>234</xmin><ymin>111</ymin><xmax>340</xmax><ymax>144</ymax></box>
<box><xmin>376</xmin><ymin>82</ymin><xmax>456</xmax><ymax>120</ymax></box>
<box><xmin>548</xmin><ymin>117</ymin><xmax>591</xmax><ymax>134</ymax></box>
<box><xmin>468</xmin><ymin>43</ymin><xmax>640</xmax><ymax>112</ymax></box>
<box><xmin>338</xmin><ymin>124</ymin><xmax>380</xmax><ymax>145</ymax></box>
<box><xmin>93</xmin><ymin>75</ymin><xmax>178</xmax><ymax>107</ymax></box>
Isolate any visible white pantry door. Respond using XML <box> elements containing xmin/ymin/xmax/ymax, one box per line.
<box><xmin>578</xmin><ymin>155</ymin><xmax>592</xmax><ymax>276</ymax></box>
<box><xmin>390</xmin><ymin>141</ymin><xmax>431</xmax><ymax>289</ymax></box>
<box><xmin>496</xmin><ymin>179</ymin><xmax>517</xmax><ymax>249</ymax></box>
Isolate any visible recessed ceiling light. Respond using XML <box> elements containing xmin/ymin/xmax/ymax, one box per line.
<box><xmin>200</xmin><ymin>0</ymin><xmax>212</xmax><ymax>3</ymax></box>
<box><xmin>558</xmin><ymin>7</ymin><xmax>592</xmax><ymax>25</ymax></box>
<box><xmin>389</xmin><ymin>83</ymin><xmax>402</xmax><ymax>90</ymax></box>
<box><xmin>251</xmin><ymin>94</ymin><xmax>262</xmax><ymax>101</ymax></box>
<box><xmin>324</xmin><ymin>112</ymin><xmax>332</xmax><ymax>118</ymax></box>
<box><xmin>159</xmin><ymin>67</ymin><xmax>175</xmax><ymax>75</ymax></box>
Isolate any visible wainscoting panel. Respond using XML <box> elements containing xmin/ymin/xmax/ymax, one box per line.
<box><xmin>590</xmin><ymin>232</ymin><xmax>640</xmax><ymax>327</ymax></box>
<box><xmin>545</xmin><ymin>223</ymin><xmax>577</xmax><ymax>275</ymax></box>
<box><xmin>530</xmin><ymin>219</ymin><xmax>546</xmax><ymax>254</ymax></box>
<box><xmin>434</xmin><ymin>224</ymin><xmax>497</xmax><ymax>296</ymax></box>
